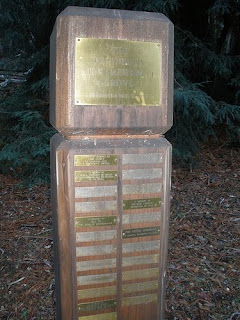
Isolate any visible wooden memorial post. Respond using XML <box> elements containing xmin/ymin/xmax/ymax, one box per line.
<box><xmin>50</xmin><ymin>6</ymin><xmax>173</xmax><ymax>320</ymax></box>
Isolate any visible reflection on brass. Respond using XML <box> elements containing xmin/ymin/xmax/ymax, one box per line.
<box><xmin>77</xmin><ymin>273</ymin><xmax>116</xmax><ymax>286</ymax></box>
<box><xmin>78</xmin><ymin>286</ymin><xmax>116</xmax><ymax>299</ymax></box>
<box><xmin>122</xmin><ymin>254</ymin><xmax>159</xmax><ymax>267</ymax></box>
<box><xmin>78</xmin><ymin>312</ymin><xmax>117</xmax><ymax>320</ymax></box>
<box><xmin>78</xmin><ymin>299</ymin><xmax>116</xmax><ymax>312</ymax></box>
<box><xmin>75</xmin><ymin>216</ymin><xmax>117</xmax><ymax>228</ymax></box>
<box><xmin>76</xmin><ymin>230</ymin><xmax>117</xmax><ymax>242</ymax></box>
<box><xmin>122</xmin><ymin>212</ymin><xmax>161</xmax><ymax>225</ymax></box>
<box><xmin>75</xmin><ymin>185</ymin><xmax>117</xmax><ymax>198</ymax></box>
<box><xmin>122</xmin><ymin>168</ymin><xmax>162</xmax><ymax>180</ymax></box>
<box><xmin>122</xmin><ymin>293</ymin><xmax>157</xmax><ymax>306</ymax></box>
<box><xmin>75</xmin><ymin>38</ymin><xmax>161</xmax><ymax>106</ymax></box>
<box><xmin>74</xmin><ymin>155</ymin><xmax>118</xmax><ymax>166</ymax></box>
<box><xmin>122</xmin><ymin>240</ymin><xmax>160</xmax><ymax>253</ymax></box>
<box><xmin>122</xmin><ymin>280</ymin><xmax>158</xmax><ymax>294</ymax></box>
<box><xmin>122</xmin><ymin>226</ymin><xmax>160</xmax><ymax>239</ymax></box>
<box><xmin>122</xmin><ymin>183</ymin><xmax>162</xmax><ymax>195</ymax></box>
<box><xmin>76</xmin><ymin>258</ymin><xmax>116</xmax><ymax>271</ymax></box>
<box><xmin>75</xmin><ymin>170</ymin><xmax>118</xmax><ymax>182</ymax></box>
<box><xmin>122</xmin><ymin>268</ymin><xmax>159</xmax><ymax>280</ymax></box>
<box><xmin>75</xmin><ymin>200</ymin><xmax>117</xmax><ymax>213</ymax></box>
<box><xmin>123</xmin><ymin>198</ymin><xmax>161</xmax><ymax>210</ymax></box>
<box><xmin>76</xmin><ymin>243</ymin><xmax>116</xmax><ymax>257</ymax></box>
<box><xmin>122</xmin><ymin>153</ymin><xmax>163</xmax><ymax>164</ymax></box>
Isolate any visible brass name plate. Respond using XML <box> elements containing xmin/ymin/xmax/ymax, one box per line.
<box><xmin>75</xmin><ymin>216</ymin><xmax>117</xmax><ymax>228</ymax></box>
<box><xmin>78</xmin><ymin>286</ymin><xmax>116</xmax><ymax>299</ymax></box>
<box><xmin>74</xmin><ymin>155</ymin><xmax>118</xmax><ymax>166</ymax></box>
<box><xmin>77</xmin><ymin>273</ymin><xmax>116</xmax><ymax>286</ymax></box>
<box><xmin>78</xmin><ymin>299</ymin><xmax>116</xmax><ymax>312</ymax></box>
<box><xmin>75</xmin><ymin>38</ymin><xmax>161</xmax><ymax>106</ymax></box>
<box><xmin>122</xmin><ymin>280</ymin><xmax>158</xmax><ymax>294</ymax></box>
<box><xmin>123</xmin><ymin>198</ymin><xmax>161</xmax><ymax>210</ymax></box>
<box><xmin>122</xmin><ymin>293</ymin><xmax>157</xmax><ymax>306</ymax></box>
<box><xmin>122</xmin><ymin>226</ymin><xmax>160</xmax><ymax>239</ymax></box>
<box><xmin>122</xmin><ymin>268</ymin><xmax>159</xmax><ymax>281</ymax></box>
<box><xmin>75</xmin><ymin>170</ymin><xmax>118</xmax><ymax>182</ymax></box>
<box><xmin>79</xmin><ymin>312</ymin><xmax>117</xmax><ymax>320</ymax></box>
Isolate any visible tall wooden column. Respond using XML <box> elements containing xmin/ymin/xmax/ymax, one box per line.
<box><xmin>50</xmin><ymin>6</ymin><xmax>173</xmax><ymax>320</ymax></box>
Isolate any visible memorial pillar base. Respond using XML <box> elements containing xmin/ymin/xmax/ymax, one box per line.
<box><xmin>51</xmin><ymin>133</ymin><xmax>171</xmax><ymax>320</ymax></box>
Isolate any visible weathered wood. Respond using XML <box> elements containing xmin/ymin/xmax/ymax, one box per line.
<box><xmin>50</xmin><ymin>134</ymin><xmax>171</xmax><ymax>320</ymax></box>
<box><xmin>50</xmin><ymin>7</ymin><xmax>173</xmax><ymax>136</ymax></box>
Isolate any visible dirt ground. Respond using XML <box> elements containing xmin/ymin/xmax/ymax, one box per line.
<box><xmin>0</xmin><ymin>141</ymin><xmax>239</xmax><ymax>320</ymax></box>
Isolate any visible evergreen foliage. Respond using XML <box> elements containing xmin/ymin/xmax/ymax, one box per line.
<box><xmin>0</xmin><ymin>0</ymin><xmax>239</xmax><ymax>184</ymax></box>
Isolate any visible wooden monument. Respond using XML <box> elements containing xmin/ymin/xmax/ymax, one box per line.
<box><xmin>50</xmin><ymin>6</ymin><xmax>173</xmax><ymax>320</ymax></box>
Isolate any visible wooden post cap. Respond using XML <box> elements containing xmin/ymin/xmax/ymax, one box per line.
<box><xmin>50</xmin><ymin>6</ymin><xmax>174</xmax><ymax>136</ymax></box>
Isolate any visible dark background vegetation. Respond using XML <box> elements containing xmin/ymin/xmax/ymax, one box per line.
<box><xmin>0</xmin><ymin>0</ymin><xmax>240</xmax><ymax>185</ymax></box>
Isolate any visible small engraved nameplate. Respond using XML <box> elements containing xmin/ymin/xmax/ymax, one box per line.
<box><xmin>122</xmin><ymin>168</ymin><xmax>162</xmax><ymax>180</ymax></box>
<box><xmin>75</xmin><ymin>170</ymin><xmax>118</xmax><ymax>182</ymax></box>
<box><xmin>76</xmin><ymin>258</ymin><xmax>116</xmax><ymax>272</ymax></box>
<box><xmin>75</xmin><ymin>185</ymin><xmax>117</xmax><ymax>198</ymax></box>
<box><xmin>78</xmin><ymin>299</ymin><xmax>116</xmax><ymax>312</ymax></box>
<box><xmin>123</xmin><ymin>198</ymin><xmax>161</xmax><ymax>210</ymax></box>
<box><xmin>122</xmin><ymin>212</ymin><xmax>161</xmax><ymax>225</ymax></box>
<box><xmin>75</xmin><ymin>216</ymin><xmax>117</xmax><ymax>228</ymax></box>
<box><xmin>76</xmin><ymin>244</ymin><xmax>116</xmax><ymax>257</ymax></box>
<box><xmin>122</xmin><ymin>226</ymin><xmax>160</xmax><ymax>239</ymax></box>
<box><xmin>74</xmin><ymin>155</ymin><xmax>118</xmax><ymax>166</ymax></box>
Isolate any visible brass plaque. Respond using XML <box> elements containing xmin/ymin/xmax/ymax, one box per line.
<box><xmin>74</xmin><ymin>155</ymin><xmax>118</xmax><ymax>166</ymax></box>
<box><xmin>122</xmin><ymin>153</ymin><xmax>163</xmax><ymax>164</ymax></box>
<box><xmin>76</xmin><ymin>244</ymin><xmax>116</xmax><ymax>257</ymax></box>
<box><xmin>123</xmin><ymin>198</ymin><xmax>161</xmax><ymax>210</ymax></box>
<box><xmin>79</xmin><ymin>312</ymin><xmax>117</xmax><ymax>320</ymax></box>
<box><xmin>75</xmin><ymin>170</ymin><xmax>118</xmax><ymax>182</ymax></box>
<box><xmin>122</xmin><ymin>280</ymin><xmax>158</xmax><ymax>294</ymax></box>
<box><xmin>122</xmin><ymin>293</ymin><xmax>157</xmax><ymax>306</ymax></box>
<box><xmin>77</xmin><ymin>258</ymin><xmax>116</xmax><ymax>272</ymax></box>
<box><xmin>122</xmin><ymin>268</ymin><xmax>159</xmax><ymax>281</ymax></box>
<box><xmin>75</xmin><ymin>216</ymin><xmax>117</xmax><ymax>228</ymax></box>
<box><xmin>75</xmin><ymin>185</ymin><xmax>117</xmax><ymax>198</ymax></box>
<box><xmin>75</xmin><ymin>200</ymin><xmax>117</xmax><ymax>213</ymax></box>
<box><xmin>122</xmin><ymin>226</ymin><xmax>160</xmax><ymax>239</ymax></box>
<box><xmin>75</xmin><ymin>38</ymin><xmax>161</xmax><ymax>106</ymax></box>
<box><xmin>122</xmin><ymin>168</ymin><xmax>162</xmax><ymax>180</ymax></box>
<box><xmin>122</xmin><ymin>183</ymin><xmax>162</xmax><ymax>195</ymax></box>
<box><xmin>76</xmin><ymin>230</ymin><xmax>117</xmax><ymax>242</ymax></box>
<box><xmin>122</xmin><ymin>240</ymin><xmax>160</xmax><ymax>253</ymax></box>
<box><xmin>78</xmin><ymin>299</ymin><xmax>116</xmax><ymax>312</ymax></box>
<box><xmin>77</xmin><ymin>273</ymin><xmax>116</xmax><ymax>286</ymax></box>
<box><xmin>122</xmin><ymin>254</ymin><xmax>159</xmax><ymax>267</ymax></box>
<box><xmin>122</xmin><ymin>212</ymin><xmax>161</xmax><ymax>225</ymax></box>
<box><xmin>78</xmin><ymin>286</ymin><xmax>116</xmax><ymax>299</ymax></box>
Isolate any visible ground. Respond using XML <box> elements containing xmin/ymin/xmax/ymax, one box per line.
<box><xmin>0</xmin><ymin>141</ymin><xmax>239</xmax><ymax>320</ymax></box>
